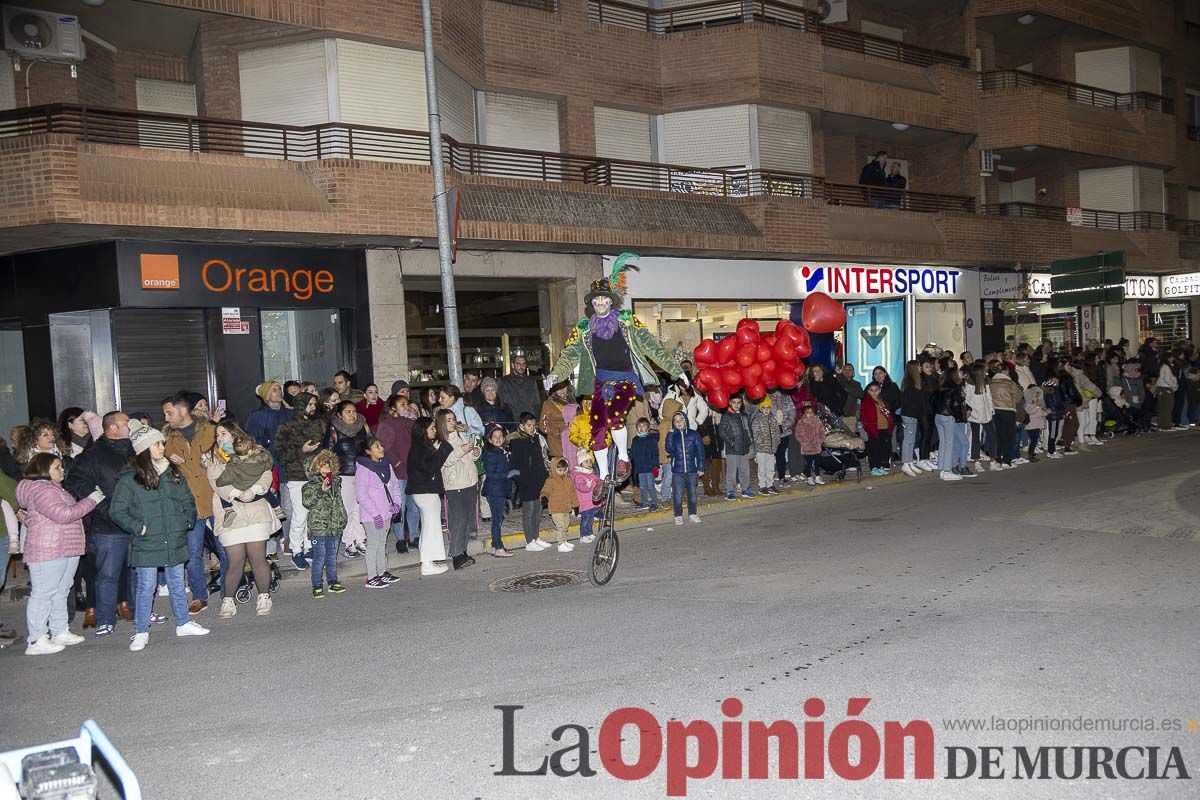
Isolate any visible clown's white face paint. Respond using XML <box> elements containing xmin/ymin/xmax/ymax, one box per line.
<box><xmin>592</xmin><ymin>296</ymin><xmax>613</xmax><ymax>316</ymax></box>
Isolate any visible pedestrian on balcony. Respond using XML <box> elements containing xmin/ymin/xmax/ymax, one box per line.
<box><xmin>884</xmin><ymin>162</ymin><xmax>907</xmax><ymax>209</ymax></box>
<box><xmin>858</xmin><ymin>150</ymin><xmax>888</xmax><ymax>208</ymax></box>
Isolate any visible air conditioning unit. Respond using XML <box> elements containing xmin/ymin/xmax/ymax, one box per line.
<box><xmin>817</xmin><ymin>0</ymin><xmax>849</xmax><ymax>24</ymax></box>
<box><xmin>3</xmin><ymin>6</ymin><xmax>83</xmax><ymax>60</ymax></box>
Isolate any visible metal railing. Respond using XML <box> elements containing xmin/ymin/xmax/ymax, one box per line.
<box><xmin>491</xmin><ymin>0</ymin><xmax>559</xmax><ymax>10</ymax></box>
<box><xmin>586</xmin><ymin>0</ymin><xmax>968</xmax><ymax>67</ymax></box>
<box><xmin>825</xmin><ymin>182</ymin><xmax>975</xmax><ymax>212</ymax></box>
<box><xmin>978</xmin><ymin>71</ymin><xmax>1174</xmax><ymax>114</ymax></box>
<box><xmin>1173</xmin><ymin>219</ymin><xmax>1200</xmax><ymax>237</ymax></box>
<box><xmin>981</xmin><ymin>202</ymin><xmax>1175</xmax><ymax>231</ymax></box>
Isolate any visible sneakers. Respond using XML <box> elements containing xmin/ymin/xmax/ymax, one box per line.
<box><xmin>354</xmin><ymin>543</ymin><xmax>367</xmax><ymax>556</ymax></box>
<box><xmin>556</xmin><ymin>541</ymin><xmax>575</xmax><ymax>552</ymax></box>
<box><xmin>689</xmin><ymin>514</ymin><xmax>702</xmax><ymax>524</ymax></box>
<box><xmin>973</xmin><ymin>461</ymin><xmax>986</xmax><ymax>473</ymax></box>
<box><xmin>806</xmin><ymin>476</ymin><xmax>816</xmax><ymax>486</ymax></box>
<box><xmin>26</xmin><ymin>635</ymin><xmax>66</xmax><ymax>656</ymax></box>
<box><xmin>291</xmin><ymin>552</ymin><xmax>309</xmax><ymax>571</ymax></box>
<box><xmin>814</xmin><ymin>475</ymin><xmax>825</xmax><ymax>485</ymax></box>
<box><xmin>989</xmin><ymin>461</ymin><xmax>1003</xmax><ymax>472</ymax></box>
<box><xmin>579</xmin><ymin>535</ymin><xmax>595</xmax><ymax>544</ymax></box>
<box><xmin>940</xmin><ymin>470</ymin><xmax>963</xmax><ymax>481</ymax></box>
<box><xmin>741</xmin><ymin>490</ymin><xmax>756</xmax><ymax>498</ymax></box>
<box><xmin>343</xmin><ymin>546</ymin><xmax>361</xmax><ymax>559</ymax></box>
<box><xmin>379</xmin><ymin>571</ymin><xmax>401</xmax><ymax>584</ymax></box>
<box><xmin>528</xmin><ymin>538</ymin><xmax>553</xmax><ymax>551</ymax></box>
<box><xmin>50</xmin><ymin>631</ymin><xmax>85</xmax><ymax>646</ymax></box>
<box><xmin>420</xmin><ymin>562</ymin><xmax>449</xmax><ymax>576</ymax></box>
<box><xmin>674</xmin><ymin>516</ymin><xmax>684</xmax><ymax>526</ymax></box>
<box><xmin>648</xmin><ymin>504</ymin><xmax>660</xmax><ymax>512</ymax></box>
<box><xmin>956</xmin><ymin>468</ymin><xmax>978</xmax><ymax>478</ymax></box>
<box><xmin>452</xmin><ymin>554</ymin><xmax>477</xmax><ymax>569</ymax></box>
<box><xmin>870</xmin><ymin>467</ymin><xmax>885</xmax><ymax>477</ymax></box>
<box><xmin>156</xmin><ymin>584</ymin><xmax>169</xmax><ymax>598</ymax></box>
<box><xmin>128</xmin><ymin>633</ymin><xmax>148</xmax><ymax>652</ymax></box>
<box><xmin>901</xmin><ymin>462</ymin><xmax>918</xmax><ymax>477</ymax></box>
<box><xmin>256</xmin><ymin>594</ymin><xmax>273</xmax><ymax>616</ymax></box>
<box><xmin>365</xmin><ymin>576</ymin><xmax>388</xmax><ymax>589</ymax></box>
<box><xmin>917</xmin><ymin>459</ymin><xmax>935</xmax><ymax>471</ymax></box>
<box><xmin>1012</xmin><ymin>457</ymin><xmax>1029</xmax><ymax>466</ymax></box>
<box><xmin>94</xmin><ymin>624</ymin><xmax>114</xmax><ymax>638</ymax></box>
<box><xmin>176</xmin><ymin>621</ymin><xmax>210</xmax><ymax>637</ymax></box>
<box><xmin>219</xmin><ymin>598</ymin><xmax>237</xmax><ymax>619</ymax></box>
<box><xmin>312</xmin><ymin>587</ymin><xmax>325</xmax><ymax>599</ymax></box>
<box><xmin>489</xmin><ymin>547</ymin><xmax>514</xmax><ymax>557</ymax></box>
<box><xmin>327</xmin><ymin>582</ymin><xmax>347</xmax><ymax>594</ymax></box>
<box><xmin>725</xmin><ymin>491</ymin><xmax>736</xmax><ymax>500</ymax></box>
<box><xmin>1062</xmin><ymin>448</ymin><xmax>1078</xmax><ymax>455</ymax></box>
<box><xmin>1047</xmin><ymin>452</ymin><xmax>1064</xmax><ymax>459</ymax></box>
<box><xmin>188</xmin><ymin>599</ymin><xmax>207</xmax><ymax>615</ymax></box>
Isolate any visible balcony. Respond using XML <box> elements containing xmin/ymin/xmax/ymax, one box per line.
<box><xmin>1174</xmin><ymin>219</ymin><xmax>1200</xmax><ymax>238</ymax></box>
<box><xmin>587</xmin><ymin>0</ymin><xmax>969</xmax><ymax>68</ymax></box>
<box><xmin>492</xmin><ymin>0</ymin><xmax>559</xmax><ymax>9</ymax></box>
<box><xmin>981</xmin><ymin>203</ymin><xmax>1173</xmax><ymax>231</ymax></box>
<box><xmin>978</xmin><ymin>71</ymin><xmax>1172</xmax><ymax>114</ymax></box>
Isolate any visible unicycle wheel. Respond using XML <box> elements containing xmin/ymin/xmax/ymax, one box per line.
<box><xmin>587</xmin><ymin>529</ymin><xmax>619</xmax><ymax>586</ymax></box>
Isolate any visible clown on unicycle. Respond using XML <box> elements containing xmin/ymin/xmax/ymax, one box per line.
<box><xmin>547</xmin><ymin>252</ymin><xmax>686</xmax><ymax>504</ymax></box>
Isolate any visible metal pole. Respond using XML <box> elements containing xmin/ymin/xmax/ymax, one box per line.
<box><xmin>421</xmin><ymin>0</ymin><xmax>463</xmax><ymax>388</ymax></box>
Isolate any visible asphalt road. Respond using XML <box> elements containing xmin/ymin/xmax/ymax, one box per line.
<box><xmin>3</xmin><ymin>433</ymin><xmax>1199</xmax><ymax>799</ymax></box>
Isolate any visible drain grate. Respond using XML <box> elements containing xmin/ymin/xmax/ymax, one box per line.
<box><xmin>489</xmin><ymin>570</ymin><xmax>586</xmax><ymax>593</ymax></box>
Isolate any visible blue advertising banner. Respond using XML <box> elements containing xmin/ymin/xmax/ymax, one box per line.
<box><xmin>845</xmin><ymin>300</ymin><xmax>905</xmax><ymax>384</ymax></box>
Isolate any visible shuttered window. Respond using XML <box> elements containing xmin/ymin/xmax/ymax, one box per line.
<box><xmin>755</xmin><ymin>106</ymin><xmax>812</xmax><ymax>174</ymax></box>
<box><xmin>482</xmin><ymin>92</ymin><xmax>560</xmax><ymax>151</ymax></box>
<box><xmin>0</xmin><ymin>53</ymin><xmax>15</xmax><ymax>111</ymax></box>
<box><xmin>660</xmin><ymin>105</ymin><xmax>752</xmax><ymax>169</ymax></box>
<box><xmin>437</xmin><ymin>62</ymin><xmax>476</xmax><ymax>144</ymax></box>
<box><xmin>1135</xmin><ymin>167</ymin><xmax>1164</xmax><ymax>214</ymax></box>
<box><xmin>335</xmin><ymin>39</ymin><xmax>426</xmax><ymax>130</ymax></box>
<box><xmin>1131</xmin><ymin>47</ymin><xmax>1161</xmax><ymax>95</ymax></box>
<box><xmin>239</xmin><ymin>40</ymin><xmax>330</xmax><ymax>126</ymax></box>
<box><xmin>594</xmin><ymin>106</ymin><xmax>652</xmax><ymax>162</ymax></box>
<box><xmin>1079</xmin><ymin>166</ymin><xmax>1136</xmax><ymax>212</ymax></box>
<box><xmin>1074</xmin><ymin>47</ymin><xmax>1132</xmax><ymax>94</ymax></box>
<box><xmin>113</xmin><ymin>310</ymin><xmax>210</xmax><ymax>426</ymax></box>
<box><xmin>135</xmin><ymin>78</ymin><xmax>198</xmax><ymax>151</ymax></box>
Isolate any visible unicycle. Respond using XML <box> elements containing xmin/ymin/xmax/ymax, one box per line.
<box><xmin>588</xmin><ymin>478</ymin><xmax>620</xmax><ymax>586</ymax></box>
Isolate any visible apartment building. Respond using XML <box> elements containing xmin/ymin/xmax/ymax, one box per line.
<box><xmin>0</xmin><ymin>0</ymin><xmax>1198</xmax><ymax>428</ymax></box>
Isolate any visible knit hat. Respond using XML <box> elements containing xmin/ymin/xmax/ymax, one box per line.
<box><xmin>130</xmin><ymin>422</ymin><xmax>165</xmax><ymax>455</ymax></box>
<box><xmin>390</xmin><ymin>379</ymin><xmax>410</xmax><ymax>395</ymax></box>
<box><xmin>256</xmin><ymin>380</ymin><xmax>280</xmax><ymax>404</ymax></box>
<box><xmin>576</xmin><ymin>448</ymin><xmax>594</xmax><ymax>467</ymax></box>
<box><xmin>481</xmin><ymin>377</ymin><xmax>499</xmax><ymax>393</ymax></box>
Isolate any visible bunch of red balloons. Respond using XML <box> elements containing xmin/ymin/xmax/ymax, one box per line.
<box><xmin>690</xmin><ymin>292</ymin><xmax>846</xmax><ymax>409</ymax></box>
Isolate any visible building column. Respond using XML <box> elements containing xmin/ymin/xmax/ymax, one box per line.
<box><xmin>365</xmin><ymin>249</ymin><xmax>410</xmax><ymax>389</ymax></box>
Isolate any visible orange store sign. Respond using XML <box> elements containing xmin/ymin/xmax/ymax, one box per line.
<box><xmin>200</xmin><ymin>258</ymin><xmax>335</xmax><ymax>302</ymax></box>
<box><xmin>139</xmin><ymin>254</ymin><xmax>181</xmax><ymax>290</ymax></box>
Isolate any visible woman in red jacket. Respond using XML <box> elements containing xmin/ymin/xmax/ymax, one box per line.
<box><xmin>859</xmin><ymin>382</ymin><xmax>895</xmax><ymax>477</ymax></box>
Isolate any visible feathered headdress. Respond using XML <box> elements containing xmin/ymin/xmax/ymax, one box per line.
<box><xmin>584</xmin><ymin>251</ymin><xmax>641</xmax><ymax>316</ymax></box>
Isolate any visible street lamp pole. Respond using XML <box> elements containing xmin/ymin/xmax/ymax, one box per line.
<box><xmin>420</xmin><ymin>0</ymin><xmax>463</xmax><ymax>388</ymax></box>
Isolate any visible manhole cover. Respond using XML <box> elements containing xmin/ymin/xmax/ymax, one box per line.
<box><xmin>489</xmin><ymin>570</ymin><xmax>586</xmax><ymax>593</ymax></box>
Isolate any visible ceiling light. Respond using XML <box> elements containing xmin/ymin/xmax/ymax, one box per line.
<box><xmin>1022</xmin><ymin>144</ymin><xmax>1039</xmax><ymax>151</ymax></box>
<box><xmin>891</xmin><ymin>122</ymin><xmax>910</xmax><ymax>131</ymax></box>
<box><xmin>1017</xmin><ymin>13</ymin><xmax>1037</xmax><ymax>25</ymax></box>
<box><xmin>81</xmin><ymin>0</ymin><xmax>107</xmax><ymax>6</ymax></box>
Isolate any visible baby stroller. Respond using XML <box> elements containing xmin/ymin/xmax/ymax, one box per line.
<box><xmin>1101</xmin><ymin>388</ymin><xmax>1139</xmax><ymax>437</ymax></box>
<box><xmin>814</xmin><ymin>404</ymin><xmax>867</xmax><ymax>482</ymax></box>
<box><xmin>207</xmin><ymin>560</ymin><xmax>281</xmax><ymax>604</ymax></box>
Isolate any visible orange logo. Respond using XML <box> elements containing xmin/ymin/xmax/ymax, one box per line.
<box><xmin>140</xmin><ymin>254</ymin><xmax>180</xmax><ymax>290</ymax></box>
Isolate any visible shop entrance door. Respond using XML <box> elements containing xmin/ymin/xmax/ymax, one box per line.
<box><xmin>112</xmin><ymin>309</ymin><xmax>212</xmax><ymax>426</ymax></box>
<box><xmin>260</xmin><ymin>309</ymin><xmax>345</xmax><ymax>388</ymax></box>
<box><xmin>0</xmin><ymin>320</ymin><xmax>29</xmax><ymax>440</ymax></box>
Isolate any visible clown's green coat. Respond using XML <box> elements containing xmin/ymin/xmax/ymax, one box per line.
<box><xmin>550</xmin><ymin>313</ymin><xmax>683</xmax><ymax>392</ymax></box>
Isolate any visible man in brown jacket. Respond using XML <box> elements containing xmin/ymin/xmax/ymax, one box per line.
<box><xmin>162</xmin><ymin>392</ymin><xmax>223</xmax><ymax>614</ymax></box>
<box><xmin>540</xmin><ymin>380</ymin><xmax>574</xmax><ymax>461</ymax></box>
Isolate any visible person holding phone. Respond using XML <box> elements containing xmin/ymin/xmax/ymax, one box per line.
<box><xmin>274</xmin><ymin>392</ymin><xmax>325</xmax><ymax>570</ymax></box>
<box><xmin>436</xmin><ymin>409</ymin><xmax>480</xmax><ymax>571</ymax></box>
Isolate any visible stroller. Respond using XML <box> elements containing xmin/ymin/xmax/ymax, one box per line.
<box><xmin>814</xmin><ymin>403</ymin><xmax>867</xmax><ymax>482</ymax></box>
<box><xmin>1101</xmin><ymin>387</ymin><xmax>1140</xmax><ymax>437</ymax></box>
<box><xmin>207</xmin><ymin>560</ymin><xmax>282</xmax><ymax>604</ymax></box>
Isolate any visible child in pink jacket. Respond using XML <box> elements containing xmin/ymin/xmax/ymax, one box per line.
<box><xmin>354</xmin><ymin>437</ymin><xmax>404</xmax><ymax>589</ymax></box>
<box><xmin>794</xmin><ymin>405</ymin><xmax>827</xmax><ymax>486</ymax></box>
<box><xmin>573</xmin><ymin>449</ymin><xmax>602</xmax><ymax>544</ymax></box>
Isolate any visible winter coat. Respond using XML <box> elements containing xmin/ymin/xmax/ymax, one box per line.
<box><xmin>663</xmin><ymin>415</ymin><xmax>705</xmax><ymax>475</ymax></box>
<box><xmin>750</xmin><ymin>405</ymin><xmax>783</xmax><ymax>454</ymax></box>
<box><xmin>375</xmin><ymin>415</ymin><xmax>414</xmax><ymax>481</ymax></box>
<box><xmin>0</xmin><ymin>472</ymin><xmax>16</xmax><ymax>538</ymax></box>
<box><xmin>877</xmin><ymin>378</ymin><xmax>902</xmax><ymax>419</ymax></box>
<box><xmin>301</xmin><ymin>456</ymin><xmax>349</xmax><ymax>536</ymax></box>
<box><xmin>1042</xmin><ymin>383</ymin><xmax>1065</xmax><ymax>421</ymax></box>
<box><xmin>1121</xmin><ymin>376</ymin><xmax>1146</xmax><ymax>408</ymax></box>
<box><xmin>479</xmin><ymin>401</ymin><xmax>516</xmax><ymax>432</ymax></box>
<box><xmin>837</xmin><ymin>375</ymin><xmax>864</xmax><ymax>417</ymax></box>
<box><xmin>766</xmin><ymin>390</ymin><xmax>796</xmax><ymax>435</ymax></box>
<box><xmin>859</xmin><ymin>396</ymin><xmax>896</xmax><ymax>438</ymax></box>
<box><xmin>440</xmin><ymin>430</ymin><xmax>479</xmax><ymax>492</ymax></box>
<box><xmin>666</xmin><ymin>388</ymin><xmax>711</xmax><ymax>431</ymax></box>
<box><xmin>989</xmin><ymin>373</ymin><xmax>1022</xmax><ymax>412</ymax></box>
<box><xmin>630</xmin><ymin>431</ymin><xmax>660</xmax><ymax>476</ymax></box>
<box><xmin>481</xmin><ymin>447</ymin><xmax>515</xmax><ymax>500</ymax></box>
<box><xmin>509</xmin><ymin>432</ymin><xmax>548</xmax><ymax>502</ymax></box>
<box><xmin>1103</xmin><ymin>362</ymin><xmax>1120</xmax><ymax>390</ymax></box>
<box><xmin>1015</xmin><ymin>365</ymin><xmax>1037</xmax><ymax>390</ymax></box>
<box><xmin>275</xmin><ymin>413</ymin><xmax>326</xmax><ymax>483</ymax></box>
<box><xmin>244</xmin><ymin>403</ymin><xmax>293</xmax><ymax>459</ymax></box>
<box><xmin>208</xmin><ymin>454</ymin><xmax>280</xmax><ymax>544</ymax></box>
<box><xmin>932</xmin><ymin>385</ymin><xmax>967</xmax><ymax>422</ymax></box>
<box><xmin>163</xmin><ymin>420</ymin><xmax>216</xmax><ymax>519</ymax></box>
<box><xmin>657</xmin><ymin>397</ymin><xmax>684</xmax><ymax>463</ymax></box>
<box><xmin>795</xmin><ymin>415</ymin><xmax>825</xmax><ymax>455</ymax></box>
<box><xmin>698</xmin><ymin>415</ymin><xmax>722</xmax><ymax>459</ymax></box>
<box><xmin>355</xmin><ymin>398</ymin><xmax>386</xmax><ymax>430</ymax></box>
<box><xmin>809</xmin><ymin>375</ymin><xmax>847</xmax><ymax>414</ymax></box>
<box><xmin>324</xmin><ymin>417</ymin><xmax>370</xmax><ymax>477</ymax></box>
<box><xmin>355</xmin><ymin>459</ymin><xmax>403</xmax><ymax>526</ymax></box>
<box><xmin>498</xmin><ymin>373</ymin><xmax>543</xmax><ymax>422</ymax></box>
<box><xmin>540</xmin><ymin>398</ymin><xmax>571</xmax><ymax>459</ymax></box>
<box><xmin>1157</xmin><ymin>363</ymin><xmax>1179</xmax><ymax>392</ymax></box>
<box><xmin>1057</xmin><ymin>371</ymin><xmax>1083</xmax><ymax>406</ymax></box>
<box><xmin>448</xmin><ymin>398</ymin><xmax>484</xmax><ymax>439</ymax></box>
<box><xmin>110</xmin><ymin>466</ymin><xmax>196</xmax><ymax>568</ymax></box>
<box><xmin>718</xmin><ymin>409</ymin><xmax>753</xmax><ymax>456</ymax></box>
<box><xmin>573</xmin><ymin>466</ymin><xmax>601</xmax><ymax>513</ymax></box>
<box><xmin>899</xmin><ymin>381</ymin><xmax>928</xmax><ymax>419</ymax></box>
<box><xmin>789</xmin><ymin>385</ymin><xmax>816</xmax><ymax>419</ymax></box>
<box><xmin>406</xmin><ymin>441</ymin><xmax>452</xmax><ymax>497</ymax></box>
<box><xmin>560</xmin><ymin>404</ymin><xmax>579</xmax><ymax>471</ymax></box>
<box><xmin>539</xmin><ymin>472</ymin><xmax>576</xmax><ymax>514</ymax></box>
<box><xmin>1069</xmin><ymin>366</ymin><xmax>1103</xmax><ymax>400</ymax></box>
<box><xmin>964</xmin><ymin>385</ymin><xmax>994</xmax><ymax>424</ymax></box>
<box><xmin>15</xmin><ymin>479</ymin><xmax>96</xmax><ymax>563</ymax></box>
<box><xmin>1023</xmin><ymin>386</ymin><xmax>1047</xmax><ymax>430</ymax></box>
<box><xmin>64</xmin><ymin>435</ymin><xmax>135</xmax><ymax>534</ymax></box>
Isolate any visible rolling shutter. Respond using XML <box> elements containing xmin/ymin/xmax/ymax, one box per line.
<box><xmin>660</xmin><ymin>105</ymin><xmax>752</xmax><ymax>168</ymax></box>
<box><xmin>594</xmin><ymin>106</ymin><xmax>652</xmax><ymax>162</ymax></box>
<box><xmin>1078</xmin><ymin>166</ymin><xmax>1136</xmax><ymax>212</ymax></box>
<box><xmin>335</xmin><ymin>39</ymin><xmax>426</xmax><ymax>130</ymax></box>
<box><xmin>239</xmin><ymin>40</ymin><xmax>330</xmax><ymax>126</ymax></box>
<box><xmin>437</xmin><ymin>62</ymin><xmax>476</xmax><ymax>144</ymax></box>
<box><xmin>113</xmin><ymin>310</ymin><xmax>210</xmax><ymax>426</ymax></box>
<box><xmin>0</xmin><ymin>53</ymin><xmax>15</xmax><ymax>111</ymax></box>
<box><xmin>482</xmin><ymin>92</ymin><xmax>560</xmax><ymax>151</ymax></box>
<box><xmin>1131</xmin><ymin>47</ymin><xmax>1161</xmax><ymax>95</ymax></box>
<box><xmin>755</xmin><ymin>106</ymin><xmax>812</xmax><ymax>173</ymax></box>
<box><xmin>861</xmin><ymin>20</ymin><xmax>903</xmax><ymax>40</ymax></box>
<box><xmin>135</xmin><ymin>79</ymin><xmax>198</xmax><ymax>151</ymax></box>
<box><xmin>1074</xmin><ymin>47</ymin><xmax>1131</xmax><ymax>94</ymax></box>
<box><xmin>1135</xmin><ymin>167</ymin><xmax>1164</xmax><ymax>214</ymax></box>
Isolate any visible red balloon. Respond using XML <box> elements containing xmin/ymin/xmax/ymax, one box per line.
<box><xmin>722</xmin><ymin>366</ymin><xmax>743</xmax><ymax>389</ymax></box>
<box><xmin>778</xmin><ymin>370</ymin><xmax>798</xmax><ymax>389</ymax></box>
<box><xmin>735</xmin><ymin>342</ymin><xmax>757</xmax><ymax>368</ymax></box>
<box><xmin>779</xmin><ymin>358</ymin><xmax>799</xmax><ymax>375</ymax></box>
<box><xmin>707</xmin><ymin>387</ymin><xmax>730</xmax><ymax>409</ymax></box>
<box><xmin>756</xmin><ymin>342</ymin><xmax>773</xmax><ymax>363</ymax></box>
<box><xmin>735</xmin><ymin>327</ymin><xmax>758</xmax><ymax>346</ymax></box>
<box><xmin>794</xmin><ymin>360</ymin><xmax>806</xmax><ymax>376</ymax></box>
<box><xmin>763</xmin><ymin>334</ymin><xmax>777</xmax><ymax>348</ymax></box>
<box><xmin>790</xmin><ymin>325</ymin><xmax>812</xmax><ymax>359</ymax></box>
<box><xmin>773</xmin><ymin>338</ymin><xmax>796</xmax><ymax>362</ymax></box>
<box><xmin>802</xmin><ymin>292</ymin><xmax>846</xmax><ymax>334</ymax></box>
<box><xmin>717</xmin><ymin>336</ymin><xmax>738</xmax><ymax>364</ymax></box>
<box><xmin>741</xmin><ymin>363</ymin><xmax>762</xmax><ymax>386</ymax></box>
<box><xmin>763</xmin><ymin>369</ymin><xmax>779</xmax><ymax>389</ymax></box>
<box><xmin>775</xmin><ymin>319</ymin><xmax>797</xmax><ymax>339</ymax></box>
<box><xmin>697</xmin><ymin>368</ymin><xmax>721</xmax><ymax>392</ymax></box>
<box><xmin>763</xmin><ymin>359</ymin><xmax>777</xmax><ymax>375</ymax></box>
<box><xmin>693</xmin><ymin>338</ymin><xmax>718</xmax><ymax>366</ymax></box>
<box><xmin>736</xmin><ymin>318</ymin><xmax>761</xmax><ymax>337</ymax></box>
<box><xmin>746</xmin><ymin>382</ymin><xmax>767</xmax><ymax>401</ymax></box>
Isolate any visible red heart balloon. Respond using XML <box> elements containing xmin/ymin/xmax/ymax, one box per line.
<box><xmin>779</xmin><ymin>358</ymin><xmax>799</xmax><ymax>375</ymax></box>
<box><xmin>801</xmin><ymin>292</ymin><xmax>846</xmax><ymax>334</ymax></box>
<box><xmin>746</xmin><ymin>382</ymin><xmax>766</xmax><ymax>401</ymax></box>
<box><xmin>778</xmin><ymin>370</ymin><xmax>798</xmax><ymax>389</ymax></box>
<box><xmin>693</xmin><ymin>338</ymin><xmax>718</xmax><ymax>366</ymax></box>
<box><xmin>763</xmin><ymin>359</ymin><xmax>777</xmax><ymax>375</ymax></box>
<box><xmin>741</xmin><ymin>363</ymin><xmax>762</xmax><ymax>387</ymax></box>
<box><xmin>756</xmin><ymin>343</ymin><xmax>773</xmax><ymax>363</ymax></box>
<box><xmin>794</xmin><ymin>360</ymin><xmax>806</xmax><ymax>376</ymax></box>
<box><xmin>735</xmin><ymin>343</ymin><xmax>757</xmax><ymax>368</ymax></box>
<box><xmin>707</xmin><ymin>387</ymin><xmax>730</xmax><ymax>409</ymax></box>
<box><xmin>717</xmin><ymin>336</ymin><xmax>738</xmax><ymax>364</ymax></box>
<box><xmin>697</xmin><ymin>368</ymin><xmax>721</xmax><ymax>392</ymax></box>
<box><xmin>722</xmin><ymin>366</ymin><xmax>743</xmax><ymax>389</ymax></box>
<box><xmin>773</xmin><ymin>338</ymin><xmax>796</xmax><ymax>362</ymax></box>
<box><xmin>775</xmin><ymin>319</ymin><xmax>797</xmax><ymax>340</ymax></box>
<box><xmin>763</xmin><ymin>369</ymin><xmax>778</xmax><ymax>389</ymax></box>
<box><xmin>763</xmin><ymin>334</ymin><xmax>777</xmax><ymax>348</ymax></box>
<box><xmin>693</xmin><ymin>372</ymin><xmax>709</xmax><ymax>391</ymax></box>
<box><xmin>790</xmin><ymin>325</ymin><xmax>812</xmax><ymax>359</ymax></box>
<box><xmin>735</xmin><ymin>327</ymin><xmax>758</xmax><ymax>346</ymax></box>
<box><xmin>736</xmin><ymin>318</ymin><xmax>761</xmax><ymax>337</ymax></box>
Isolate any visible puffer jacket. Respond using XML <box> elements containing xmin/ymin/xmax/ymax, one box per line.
<box><xmin>717</xmin><ymin>409</ymin><xmax>753</xmax><ymax>456</ymax></box>
<box><xmin>964</xmin><ymin>385</ymin><xmax>994</xmax><ymax>424</ymax></box>
<box><xmin>110</xmin><ymin>466</ymin><xmax>196</xmax><ymax>568</ymax></box>
<box><xmin>301</xmin><ymin>452</ymin><xmax>348</xmax><ymax>536</ymax></box>
<box><xmin>573</xmin><ymin>466</ymin><xmax>601</xmax><ymax>513</ymax></box>
<box><xmin>1015</xmin><ymin>365</ymin><xmax>1037</xmax><ymax>390</ymax></box>
<box><xmin>932</xmin><ymin>384</ymin><xmax>968</xmax><ymax>422</ymax></box>
<box><xmin>859</xmin><ymin>395</ymin><xmax>895</xmax><ymax>437</ymax></box>
<box><xmin>989</xmin><ymin>373</ymin><xmax>1022</xmax><ymax>412</ymax></box>
<box><xmin>663</xmin><ymin>413</ymin><xmax>705</xmax><ymax>474</ymax></box>
<box><xmin>440</xmin><ymin>430</ymin><xmax>479</xmax><ymax>491</ymax></box>
<box><xmin>1068</xmin><ymin>364</ymin><xmax>1103</xmax><ymax>400</ymax></box>
<box><xmin>355</xmin><ymin>458</ymin><xmax>403</xmax><ymax>526</ymax></box>
<box><xmin>539</xmin><ymin>472</ymin><xmax>576</xmax><ymax>514</ymax></box>
<box><xmin>16</xmin><ymin>478</ymin><xmax>96</xmax><ymax>563</ymax></box>
<box><xmin>630</xmin><ymin>431</ymin><xmax>660</xmax><ymax>477</ymax></box>
<box><xmin>795</xmin><ymin>415</ymin><xmax>825</xmax><ymax>455</ymax></box>
<box><xmin>750</xmin><ymin>405</ymin><xmax>782</xmax><ymax>454</ymax></box>
<box><xmin>275</xmin><ymin>394</ymin><xmax>326</xmax><ymax>482</ymax></box>
<box><xmin>508</xmin><ymin>432</ymin><xmax>547</xmax><ymax>502</ymax></box>
<box><xmin>1042</xmin><ymin>382</ymin><xmax>1065</xmax><ymax>421</ymax></box>
<box><xmin>481</xmin><ymin>446</ymin><xmax>514</xmax><ymax>500</ymax></box>
<box><xmin>1023</xmin><ymin>386</ymin><xmax>1047</xmax><ymax>430</ymax></box>
<box><xmin>323</xmin><ymin>418</ymin><xmax>370</xmax><ymax>477</ymax></box>
<box><xmin>63</xmin><ymin>435</ymin><xmax>134</xmax><ymax>534</ymax></box>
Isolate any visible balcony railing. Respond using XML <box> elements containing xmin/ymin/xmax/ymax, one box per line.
<box><xmin>978</xmin><ymin>71</ymin><xmax>1174</xmax><ymax>114</ymax></box>
<box><xmin>492</xmin><ymin>0</ymin><xmax>559</xmax><ymax>10</ymax></box>
<box><xmin>981</xmin><ymin>202</ymin><xmax>1175</xmax><ymax>231</ymax></box>
<box><xmin>587</xmin><ymin>0</ymin><xmax>969</xmax><ymax>68</ymax></box>
<box><xmin>1173</xmin><ymin>219</ymin><xmax>1200</xmax><ymax>238</ymax></box>
<box><xmin>826</xmin><ymin>182</ymin><xmax>975</xmax><ymax>212</ymax></box>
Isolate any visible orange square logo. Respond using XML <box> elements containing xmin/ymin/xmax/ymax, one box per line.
<box><xmin>140</xmin><ymin>254</ymin><xmax>180</xmax><ymax>290</ymax></box>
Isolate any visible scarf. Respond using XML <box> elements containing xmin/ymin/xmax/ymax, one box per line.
<box><xmin>356</xmin><ymin>455</ymin><xmax>392</xmax><ymax>486</ymax></box>
<box><xmin>152</xmin><ymin>457</ymin><xmax>170</xmax><ymax>475</ymax></box>
<box><xmin>591</xmin><ymin>310</ymin><xmax>620</xmax><ymax>341</ymax></box>
<box><xmin>331</xmin><ymin>415</ymin><xmax>367</xmax><ymax>439</ymax></box>
<box><xmin>215</xmin><ymin>446</ymin><xmax>274</xmax><ymax>490</ymax></box>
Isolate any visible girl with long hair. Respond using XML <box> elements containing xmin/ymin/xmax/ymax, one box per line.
<box><xmin>435</xmin><ymin>408</ymin><xmax>480</xmax><ymax>571</ymax></box>
<box><xmin>405</xmin><ymin>417</ymin><xmax>451</xmax><ymax>576</ymax></box>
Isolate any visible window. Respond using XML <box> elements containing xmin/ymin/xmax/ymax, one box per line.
<box><xmin>261</xmin><ymin>310</ymin><xmax>344</xmax><ymax>386</ymax></box>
